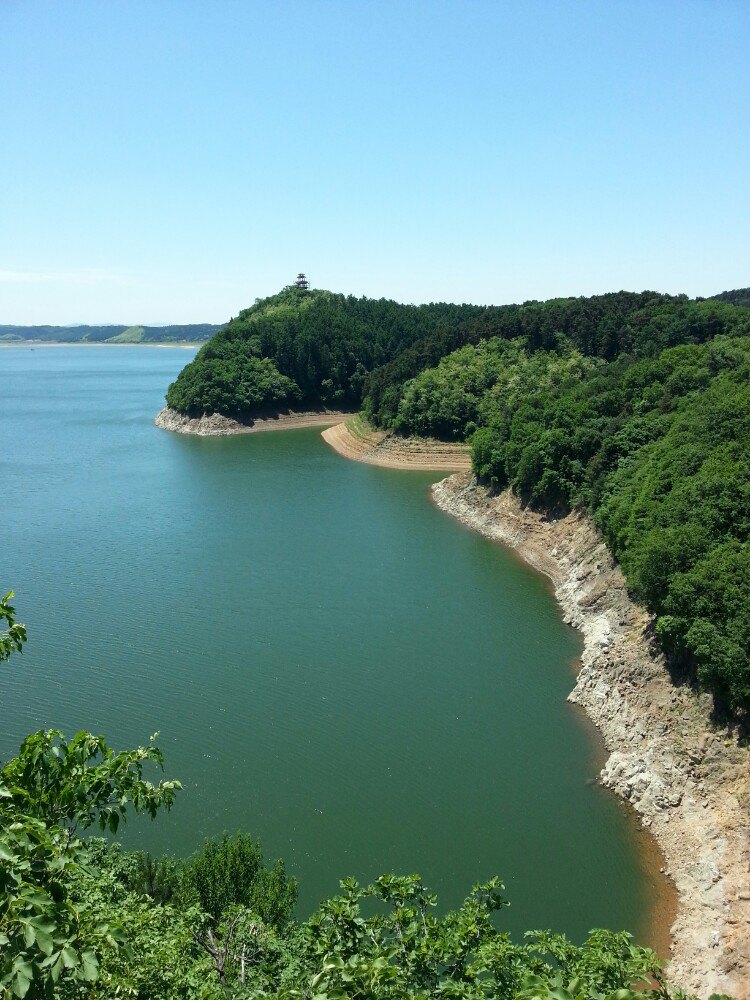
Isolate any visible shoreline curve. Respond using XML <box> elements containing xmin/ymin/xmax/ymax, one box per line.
<box><xmin>155</xmin><ymin>406</ymin><xmax>356</xmax><ymax>436</ymax></box>
<box><xmin>431</xmin><ymin>473</ymin><xmax>750</xmax><ymax>999</ymax></box>
<box><xmin>155</xmin><ymin>405</ymin><xmax>749</xmax><ymax>995</ymax></box>
<box><xmin>321</xmin><ymin>417</ymin><xmax>472</xmax><ymax>472</ymax></box>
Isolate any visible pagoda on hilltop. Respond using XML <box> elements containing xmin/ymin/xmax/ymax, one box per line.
<box><xmin>295</xmin><ymin>272</ymin><xmax>309</xmax><ymax>290</ymax></box>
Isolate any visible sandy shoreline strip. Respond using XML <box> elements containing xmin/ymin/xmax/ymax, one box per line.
<box><xmin>432</xmin><ymin>474</ymin><xmax>750</xmax><ymax>999</ymax></box>
<box><xmin>321</xmin><ymin>416</ymin><xmax>472</xmax><ymax>472</ymax></box>
<box><xmin>0</xmin><ymin>342</ymin><xmax>203</xmax><ymax>349</ymax></box>
<box><xmin>155</xmin><ymin>406</ymin><xmax>356</xmax><ymax>436</ymax></box>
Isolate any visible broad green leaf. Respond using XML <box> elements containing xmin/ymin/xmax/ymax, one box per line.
<box><xmin>60</xmin><ymin>944</ymin><xmax>78</xmax><ymax>969</ymax></box>
<box><xmin>80</xmin><ymin>950</ymin><xmax>99</xmax><ymax>982</ymax></box>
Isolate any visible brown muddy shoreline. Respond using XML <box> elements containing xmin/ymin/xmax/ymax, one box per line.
<box><xmin>431</xmin><ymin>474</ymin><xmax>750</xmax><ymax>999</ymax></box>
<box><xmin>321</xmin><ymin>417</ymin><xmax>472</xmax><ymax>471</ymax></box>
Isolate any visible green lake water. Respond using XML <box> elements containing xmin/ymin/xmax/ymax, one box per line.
<box><xmin>1</xmin><ymin>346</ymin><xmax>663</xmax><ymax>944</ymax></box>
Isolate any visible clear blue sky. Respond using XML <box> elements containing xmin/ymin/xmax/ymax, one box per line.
<box><xmin>2</xmin><ymin>1</ymin><xmax>748</xmax><ymax>324</ymax></box>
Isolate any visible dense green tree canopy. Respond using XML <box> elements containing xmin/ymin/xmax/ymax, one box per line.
<box><xmin>165</xmin><ymin>286</ymin><xmax>485</xmax><ymax>417</ymax></box>
<box><xmin>366</xmin><ymin>294</ymin><xmax>750</xmax><ymax>426</ymax></box>
<box><xmin>391</xmin><ymin>338</ymin><xmax>598</xmax><ymax>441</ymax></box>
<box><xmin>707</xmin><ymin>287</ymin><xmax>750</xmax><ymax>308</ymax></box>
<box><xmin>468</xmin><ymin>335</ymin><xmax>750</xmax><ymax>712</ymax></box>
<box><xmin>165</xmin><ymin>286</ymin><xmax>749</xmax><ymax>429</ymax></box>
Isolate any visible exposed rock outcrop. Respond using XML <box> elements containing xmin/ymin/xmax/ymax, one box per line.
<box><xmin>432</xmin><ymin>474</ymin><xmax>750</xmax><ymax>999</ymax></box>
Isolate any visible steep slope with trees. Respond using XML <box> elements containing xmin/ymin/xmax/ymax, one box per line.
<box><xmin>393</xmin><ymin>324</ymin><xmax>750</xmax><ymax>713</ymax></box>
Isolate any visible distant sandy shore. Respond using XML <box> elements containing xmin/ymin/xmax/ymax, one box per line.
<box><xmin>0</xmin><ymin>342</ymin><xmax>202</xmax><ymax>349</ymax></box>
<box><xmin>155</xmin><ymin>406</ymin><xmax>356</xmax><ymax>436</ymax></box>
<box><xmin>321</xmin><ymin>417</ymin><xmax>472</xmax><ymax>472</ymax></box>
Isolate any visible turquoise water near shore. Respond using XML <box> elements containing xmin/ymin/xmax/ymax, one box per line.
<box><xmin>2</xmin><ymin>346</ymin><xmax>661</xmax><ymax>943</ymax></box>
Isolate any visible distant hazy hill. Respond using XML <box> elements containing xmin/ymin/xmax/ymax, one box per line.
<box><xmin>0</xmin><ymin>323</ymin><xmax>223</xmax><ymax>344</ymax></box>
<box><xmin>708</xmin><ymin>287</ymin><xmax>750</xmax><ymax>308</ymax></box>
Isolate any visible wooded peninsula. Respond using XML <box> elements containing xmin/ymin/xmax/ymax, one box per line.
<box><xmin>4</xmin><ymin>282</ymin><xmax>750</xmax><ymax>1000</ymax></box>
<box><xmin>165</xmin><ymin>284</ymin><xmax>750</xmax><ymax>717</ymax></box>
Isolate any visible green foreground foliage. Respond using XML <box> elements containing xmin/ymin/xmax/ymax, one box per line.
<box><xmin>1</xmin><ymin>763</ymin><xmax>672</xmax><ymax>999</ymax></box>
<box><xmin>0</xmin><ymin>592</ymin><xmax>26</xmax><ymax>663</ymax></box>
<box><xmin>0</xmin><ymin>729</ymin><xmax>180</xmax><ymax>998</ymax></box>
<box><xmin>0</xmin><ymin>605</ymin><xmax>697</xmax><ymax>999</ymax></box>
<box><xmin>165</xmin><ymin>285</ymin><xmax>750</xmax><ymax>715</ymax></box>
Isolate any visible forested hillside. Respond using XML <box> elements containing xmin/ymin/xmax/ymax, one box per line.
<box><xmin>165</xmin><ymin>286</ymin><xmax>750</xmax><ymax>716</ymax></box>
<box><xmin>168</xmin><ymin>289</ymin><xmax>682</xmax><ymax>420</ymax></box>
<box><xmin>393</xmin><ymin>311</ymin><xmax>750</xmax><ymax>714</ymax></box>
<box><xmin>164</xmin><ymin>287</ymin><xmax>485</xmax><ymax>415</ymax></box>
<box><xmin>363</xmin><ymin>293</ymin><xmax>747</xmax><ymax>426</ymax></box>
<box><xmin>165</xmin><ymin>288</ymin><xmax>746</xmax><ymax>424</ymax></box>
<box><xmin>708</xmin><ymin>287</ymin><xmax>750</xmax><ymax>308</ymax></box>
